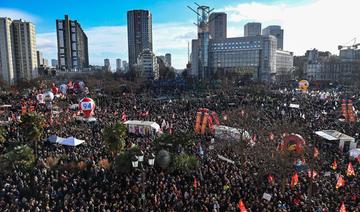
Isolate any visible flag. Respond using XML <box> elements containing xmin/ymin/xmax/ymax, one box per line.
<box><xmin>331</xmin><ymin>160</ymin><xmax>337</xmax><ymax>170</ymax></box>
<box><xmin>238</xmin><ymin>199</ymin><xmax>247</xmax><ymax>212</ymax></box>
<box><xmin>314</xmin><ymin>147</ymin><xmax>319</xmax><ymax>158</ymax></box>
<box><xmin>339</xmin><ymin>202</ymin><xmax>346</xmax><ymax>212</ymax></box>
<box><xmin>193</xmin><ymin>176</ymin><xmax>197</xmax><ymax>191</ymax></box>
<box><xmin>336</xmin><ymin>175</ymin><xmax>345</xmax><ymax>189</ymax></box>
<box><xmin>268</xmin><ymin>174</ymin><xmax>274</xmax><ymax>185</ymax></box>
<box><xmin>121</xmin><ymin>112</ymin><xmax>127</xmax><ymax>122</ymax></box>
<box><xmin>252</xmin><ymin>134</ymin><xmax>257</xmax><ymax>142</ymax></box>
<box><xmin>346</xmin><ymin>162</ymin><xmax>355</xmax><ymax>177</ymax></box>
<box><xmin>291</xmin><ymin>172</ymin><xmax>298</xmax><ymax>188</ymax></box>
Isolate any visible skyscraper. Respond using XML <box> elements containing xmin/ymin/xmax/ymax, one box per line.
<box><xmin>0</xmin><ymin>18</ymin><xmax>15</xmax><ymax>85</ymax></box>
<box><xmin>116</xmin><ymin>59</ymin><xmax>122</xmax><ymax>71</ymax></box>
<box><xmin>56</xmin><ymin>15</ymin><xmax>89</xmax><ymax>71</ymax></box>
<box><xmin>127</xmin><ymin>10</ymin><xmax>153</xmax><ymax>70</ymax></box>
<box><xmin>165</xmin><ymin>53</ymin><xmax>172</xmax><ymax>67</ymax></box>
<box><xmin>262</xmin><ymin>25</ymin><xmax>284</xmax><ymax>50</ymax></box>
<box><xmin>51</xmin><ymin>59</ymin><xmax>58</xmax><ymax>68</ymax></box>
<box><xmin>0</xmin><ymin>18</ymin><xmax>38</xmax><ymax>84</ymax></box>
<box><xmin>244</xmin><ymin>22</ymin><xmax>262</xmax><ymax>37</ymax></box>
<box><xmin>209</xmin><ymin>12</ymin><xmax>227</xmax><ymax>40</ymax></box>
<box><xmin>104</xmin><ymin>59</ymin><xmax>111</xmax><ymax>71</ymax></box>
<box><xmin>37</xmin><ymin>51</ymin><xmax>44</xmax><ymax>66</ymax></box>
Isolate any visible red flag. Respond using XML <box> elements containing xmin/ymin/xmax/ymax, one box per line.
<box><xmin>238</xmin><ymin>199</ymin><xmax>247</xmax><ymax>212</ymax></box>
<box><xmin>331</xmin><ymin>160</ymin><xmax>337</xmax><ymax>170</ymax></box>
<box><xmin>193</xmin><ymin>176</ymin><xmax>197</xmax><ymax>191</ymax></box>
<box><xmin>346</xmin><ymin>162</ymin><xmax>355</xmax><ymax>177</ymax></box>
<box><xmin>291</xmin><ymin>172</ymin><xmax>298</xmax><ymax>188</ymax></box>
<box><xmin>252</xmin><ymin>134</ymin><xmax>257</xmax><ymax>142</ymax></box>
<box><xmin>336</xmin><ymin>175</ymin><xmax>345</xmax><ymax>189</ymax></box>
<box><xmin>314</xmin><ymin>147</ymin><xmax>319</xmax><ymax>158</ymax></box>
<box><xmin>268</xmin><ymin>174</ymin><xmax>274</xmax><ymax>185</ymax></box>
<box><xmin>121</xmin><ymin>112</ymin><xmax>127</xmax><ymax>122</ymax></box>
<box><xmin>339</xmin><ymin>202</ymin><xmax>346</xmax><ymax>212</ymax></box>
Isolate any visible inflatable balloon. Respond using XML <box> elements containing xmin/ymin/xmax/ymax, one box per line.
<box><xmin>36</xmin><ymin>94</ymin><xmax>45</xmax><ymax>104</ymax></box>
<box><xmin>78</xmin><ymin>81</ymin><xmax>85</xmax><ymax>90</ymax></box>
<box><xmin>298</xmin><ymin>80</ymin><xmax>309</xmax><ymax>92</ymax></box>
<box><xmin>59</xmin><ymin>84</ymin><xmax>68</xmax><ymax>94</ymax></box>
<box><xmin>79</xmin><ymin>97</ymin><xmax>95</xmax><ymax>118</ymax></box>
<box><xmin>43</xmin><ymin>91</ymin><xmax>54</xmax><ymax>102</ymax></box>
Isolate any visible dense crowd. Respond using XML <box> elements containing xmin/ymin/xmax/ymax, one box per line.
<box><xmin>0</xmin><ymin>84</ymin><xmax>359</xmax><ymax>211</ymax></box>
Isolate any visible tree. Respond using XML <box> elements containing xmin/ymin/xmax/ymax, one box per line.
<box><xmin>103</xmin><ymin>122</ymin><xmax>127</xmax><ymax>155</ymax></box>
<box><xmin>21</xmin><ymin>113</ymin><xmax>45</xmax><ymax>159</ymax></box>
<box><xmin>0</xmin><ymin>144</ymin><xmax>35</xmax><ymax>171</ymax></box>
<box><xmin>173</xmin><ymin>153</ymin><xmax>198</xmax><ymax>173</ymax></box>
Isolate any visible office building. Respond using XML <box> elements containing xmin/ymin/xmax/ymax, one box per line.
<box><xmin>56</xmin><ymin>15</ymin><xmax>89</xmax><ymax>71</ymax></box>
<box><xmin>136</xmin><ymin>49</ymin><xmax>159</xmax><ymax>80</ymax></box>
<box><xmin>209</xmin><ymin>12</ymin><xmax>227</xmax><ymax>40</ymax></box>
<box><xmin>275</xmin><ymin>50</ymin><xmax>294</xmax><ymax>82</ymax></box>
<box><xmin>262</xmin><ymin>25</ymin><xmax>284</xmax><ymax>50</ymax></box>
<box><xmin>165</xmin><ymin>53</ymin><xmax>171</xmax><ymax>67</ymax></box>
<box><xmin>104</xmin><ymin>59</ymin><xmax>111</xmax><ymax>71</ymax></box>
<box><xmin>127</xmin><ymin>10</ymin><xmax>153</xmax><ymax>70</ymax></box>
<box><xmin>43</xmin><ymin>59</ymin><xmax>49</xmax><ymax>67</ymax></box>
<box><xmin>0</xmin><ymin>18</ymin><xmax>15</xmax><ymax>85</ymax></box>
<box><xmin>244</xmin><ymin>22</ymin><xmax>262</xmax><ymax>37</ymax></box>
<box><xmin>51</xmin><ymin>59</ymin><xmax>58</xmax><ymax>68</ymax></box>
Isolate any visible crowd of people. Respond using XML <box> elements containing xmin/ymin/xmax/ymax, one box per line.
<box><xmin>0</xmin><ymin>82</ymin><xmax>359</xmax><ymax>211</ymax></box>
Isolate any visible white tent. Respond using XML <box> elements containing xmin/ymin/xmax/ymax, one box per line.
<box><xmin>349</xmin><ymin>148</ymin><xmax>360</xmax><ymax>158</ymax></box>
<box><xmin>315</xmin><ymin>130</ymin><xmax>357</xmax><ymax>151</ymax></box>
<box><xmin>59</xmin><ymin>137</ymin><xmax>85</xmax><ymax>146</ymax></box>
<box><xmin>214</xmin><ymin>125</ymin><xmax>250</xmax><ymax>141</ymax></box>
<box><xmin>124</xmin><ymin>120</ymin><xmax>160</xmax><ymax>136</ymax></box>
<box><xmin>48</xmin><ymin>135</ymin><xmax>64</xmax><ymax>144</ymax></box>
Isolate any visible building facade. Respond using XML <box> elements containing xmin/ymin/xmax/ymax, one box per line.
<box><xmin>104</xmin><ymin>59</ymin><xmax>111</xmax><ymax>71</ymax></box>
<box><xmin>209</xmin><ymin>12</ymin><xmax>227</xmax><ymax>40</ymax></box>
<box><xmin>275</xmin><ymin>50</ymin><xmax>294</xmax><ymax>82</ymax></box>
<box><xmin>0</xmin><ymin>18</ymin><xmax>15</xmax><ymax>85</ymax></box>
<box><xmin>37</xmin><ymin>51</ymin><xmax>44</xmax><ymax>67</ymax></box>
<box><xmin>51</xmin><ymin>59</ymin><xmax>58</xmax><ymax>68</ymax></box>
<box><xmin>244</xmin><ymin>22</ymin><xmax>262</xmax><ymax>37</ymax></box>
<box><xmin>262</xmin><ymin>25</ymin><xmax>284</xmax><ymax>50</ymax></box>
<box><xmin>122</xmin><ymin>61</ymin><xmax>129</xmax><ymax>72</ymax></box>
<box><xmin>193</xmin><ymin>35</ymin><xmax>279</xmax><ymax>82</ymax></box>
<box><xmin>165</xmin><ymin>53</ymin><xmax>171</xmax><ymax>67</ymax></box>
<box><xmin>116</xmin><ymin>58</ymin><xmax>121</xmax><ymax>71</ymax></box>
<box><xmin>136</xmin><ymin>49</ymin><xmax>159</xmax><ymax>81</ymax></box>
<box><xmin>56</xmin><ymin>15</ymin><xmax>89</xmax><ymax>71</ymax></box>
<box><xmin>127</xmin><ymin>10</ymin><xmax>153</xmax><ymax>70</ymax></box>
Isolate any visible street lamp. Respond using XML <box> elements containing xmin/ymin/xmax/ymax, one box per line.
<box><xmin>148</xmin><ymin>154</ymin><xmax>155</xmax><ymax>166</ymax></box>
<box><xmin>131</xmin><ymin>156</ymin><xmax>139</xmax><ymax>168</ymax></box>
<box><xmin>136</xmin><ymin>150</ymin><xmax>144</xmax><ymax>162</ymax></box>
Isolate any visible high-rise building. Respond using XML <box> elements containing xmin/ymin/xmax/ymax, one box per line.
<box><xmin>37</xmin><ymin>51</ymin><xmax>44</xmax><ymax>66</ymax></box>
<box><xmin>51</xmin><ymin>59</ymin><xmax>58</xmax><ymax>68</ymax></box>
<box><xmin>43</xmin><ymin>59</ymin><xmax>49</xmax><ymax>67</ymax></box>
<box><xmin>127</xmin><ymin>10</ymin><xmax>153</xmax><ymax>70</ymax></box>
<box><xmin>209</xmin><ymin>12</ymin><xmax>227</xmax><ymax>40</ymax></box>
<box><xmin>165</xmin><ymin>53</ymin><xmax>172</xmax><ymax>67</ymax></box>
<box><xmin>122</xmin><ymin>61</ymin><xmax>129</xmax><ymax>72</ymax></box>
<box><xmin>0</xmin><ymin>18</ymin><xmax>15</xmax><ymax>85</ymax></box>
<box><xmin>244</xmin><ymin>22</ymin><xmax>262</xmax><ymax>37</ymax></box>
<box><xmin>116</xmin><ymin>59</ymin><xmax>122</xmax><ymax>71</ymax></box>
<box><xmin>136</xmin><ymin>49</ymin><xmax>159</xmax><ymax>80</ymax></box>
<box><xmin>262</xmin><ymin>25</ymin><xmax>284</xmax><ymax>50</ymax></box>
<box><xmin>104</xmin><ymin>59</ymin><xmax>111</xmax><ymax>71</ymax></box>
<box><xmin>56</xmin><ymin>15</ymin><xmax>89</xmax><ymax>71</ymax></box>
<box><xmin>11</xmin><ymin>19</ymin><xmax>38</xmax><ymax>82</ymax></box>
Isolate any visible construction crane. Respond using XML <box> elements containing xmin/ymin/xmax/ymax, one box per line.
<box><xmin>338</xmin><ymin>37</ymin><xmax>360</xmax><ymax>50</ymax></box>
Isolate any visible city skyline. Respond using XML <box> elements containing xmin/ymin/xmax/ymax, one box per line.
<box><xmin>0</xmin><ymin>0</ymin><xmax>359</xmax><ymax>69</ymax></box>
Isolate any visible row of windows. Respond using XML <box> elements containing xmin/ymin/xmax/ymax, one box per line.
<box><xmin>212</xmin><ymin>40</ymin><xmax>260</xmax><ymax>46</ymax></box>
<box><xmin>210</xmin><ymin>45</ymin><xmax>261</xmax><ymax>50</ymax></box>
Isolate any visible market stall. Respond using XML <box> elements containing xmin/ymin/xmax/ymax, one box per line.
<box><xmin>124</xmin><ymin>120</ymin><xmax>160</xmax><ymax>136</ymax></box>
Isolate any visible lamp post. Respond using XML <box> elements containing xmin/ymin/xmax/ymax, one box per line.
<box><xmin>132</xmin><ymin>152</ymin><xmax>155</xmax><ymax>209</ymax></box>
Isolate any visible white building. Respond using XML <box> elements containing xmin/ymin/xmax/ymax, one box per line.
<box><xmin>0</xmin><ymin>18</ymin><xmax>15</xmax><ymax>85</ymax></box>
<box><xmin>262</xmin><ymin>25</ymin><xmax>284</xmax><ymax>50</ymax></box>
<box><xmin>0</xmin><ymin>18</ymin><xmax>38</xmax><ymax>84</ymax></box>
<box><xmin>104</xmin><ymin>59</ymin><xmax>111</xmax><ymax>71</ymax></box>
<box><xmin>137</xmin><ymin>49</ymin><xmax>159</xmax><ymax>80</ymax></box>
<box><xmin>275</xmin><ymin>50</ymin><xmax>294</xmax><ymax>82</ymax></box>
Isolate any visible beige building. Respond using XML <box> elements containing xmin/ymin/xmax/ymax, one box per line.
<box><xmin>0</xmin><ymin>18</ymin><xmax>38</xmax><ymax>85</ymax></box>
<box><xmin>0</xmin><ymin>17</ymin><xmax>15</xmax><ymax>85</ymax></box>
